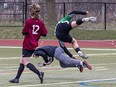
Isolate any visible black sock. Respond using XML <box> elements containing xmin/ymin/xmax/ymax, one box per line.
<box><xmin>76</xmin><ymin>19</ymin><xmax>83</xmax><ymax>25</ymax></box>
<box><xmin>26</xmin><ymin>63</ymin><xmax>40</xmax><ymax>76</ymax></box>
<box><xmin>75</xmin><ymin>48</ymin><xmax>81</xmax><ymax>53</ymax></box>
<box><xmin>15</xmin><ymin>63</ymin><xmax>25</xmax><ymax>79</ymax></box>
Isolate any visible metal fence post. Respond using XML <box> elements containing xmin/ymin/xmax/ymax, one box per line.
<box><xmin>24</xmin><ymin>0</ymin><xmax>27</xmax><ymax>22</ymax></box>
<box><xmin>22</xmin><ymin>1</ymin><xmax>24</xmax><ymax>26</ymax></box>
<box><xmin>104</xmin><ymin>2</ymin><xmax>107</xmax><ymax>30</ymax></box>
<box><xmin>63</xmin><ymin>2</ymin><xmax>66</xmax><ymax>17</ymax></box>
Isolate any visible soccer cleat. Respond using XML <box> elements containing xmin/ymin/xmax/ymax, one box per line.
<box><xmin>9</xmin><ymin>79</ymin><xmax>19</xmax><ymax>83</ymax></box>
<box><xmin>82</xmin><ymin>17</ymin><xmax>97</xmax><ymax>22</ymax></box>
<box><xmin>83</xmin><ymin>61</ymin><xmax>92</xmax><ymax>70</ymax></box>
<box><xmin>79</xmin><ymin>65</ymin><xmax>83</xmax><ymax>73</ymax></box>
<box><xmin>39</xmin><ymin>72</ymin><xmax>44</xmax><ymax>84</ymax></box>
<box><xmin>78</xmin><ymin>52</ymin><xmax>89</xmax><ymax>59</ymax></box>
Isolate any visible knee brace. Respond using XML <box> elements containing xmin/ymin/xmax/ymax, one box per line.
<box><xmin>76</xmin><ymin>18</ymin><xmax>83</xmax><ymax>25</ymax></box>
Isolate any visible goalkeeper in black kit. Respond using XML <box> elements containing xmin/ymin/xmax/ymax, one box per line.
<box><xmin>55</xmin><ymin>10</ymin><xmax>96</xmax><ymax>59</ymax></box>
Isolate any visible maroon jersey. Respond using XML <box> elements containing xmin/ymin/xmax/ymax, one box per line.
<box><xmin>22</xmin><ymin>18</ymin><xmax>48</xmax><ymax>50</ymax></box>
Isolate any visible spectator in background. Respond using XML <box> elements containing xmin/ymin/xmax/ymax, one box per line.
<box><xmin>55</xmin><ymin>11</ymin><xmax>96</xmax><ymax>59</ymax></box>
<box><xmin>9</xmin><ymin>3</ymin><xmax>48</xmax><ymax>84</ymax></box>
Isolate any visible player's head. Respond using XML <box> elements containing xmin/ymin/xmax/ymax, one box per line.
<box><xmin>34</xmin><ymin>49</ymin><xmax>54</xmax><ymax>64</ymax></box>
<box><xmin>34</xmin><ymin>50</ymin><xmax>49</xmax><ymax>63</ymax></box>
<box><xmin>29</xmin><ymin>3</ymin><xmax>41</xmax><ymax>19</ymax></box>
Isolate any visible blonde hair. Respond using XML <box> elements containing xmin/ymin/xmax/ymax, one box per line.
<box><xmin>29</xmin><ymin>3</ymin><xmax>41</xmax><ymax>19</ymax></box>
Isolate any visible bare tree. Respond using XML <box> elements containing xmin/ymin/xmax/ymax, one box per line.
<box><xmin>45</xmin><ymin>0</ymin><xmax>57</xmax><ymax>25</ymax></box>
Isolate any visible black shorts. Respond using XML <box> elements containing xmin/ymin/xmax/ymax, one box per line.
<box><xmin>56</xmin><ymin>22</ymin><xmax>72</xmax><ymax>34</ymax></box>
<box><xmin>22</xmin><ymin>49</ymin><xmax>35</xmax><ymax>57</ymax></box>
<box><xmin>56</xmin><ymin>33</ymin><xmax>72</xmax><ymax>43</ymax></box>
<box><xmin>56</xmin><ymin>22</ymin><xmax>73</xmax><ymax>43</ymax></box>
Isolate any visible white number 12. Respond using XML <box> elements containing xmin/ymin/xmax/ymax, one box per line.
<box><xmin>32</xmin><ymin>25</ymin><xmax>40</xmax><ymax>34</ymax></box>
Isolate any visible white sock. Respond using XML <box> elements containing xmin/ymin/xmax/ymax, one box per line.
<box><xmin>80</xmin><ymin>61</ymin><xmax>83</xmax><ymax>67</ymax></box>
<box><xmin>78</xmin><ymin>51</ymin><xmax>82</xmax><ymax>54</ymax></box>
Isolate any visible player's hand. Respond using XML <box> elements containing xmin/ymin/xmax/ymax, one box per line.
<box><xmin>38</xmin><ymin>61</ymin><xmax>51</xmax><ymax>67</ymax></box>
<box><xmin>71</xmin><ymin>56</ymin><xmax>76</xmax><ymax>59</ymax></box>
<box><xmin>86</xmin><ymin>11</ymin><xmax>89</xmax><ymax>14</ymax></box>
<box><xmin>38</xmin><ymin>63</ymin><xmax>46</xmax><ymax>67</ymax></box>
<box><xmin>33</xmin><ymin>54</ymin><xmax>38</xmax><ymax>58</ymax></box>
<box><xmin>45</xmin><ymin>61</ymin><xmax>51</xmax><ymax>65</ymax></box>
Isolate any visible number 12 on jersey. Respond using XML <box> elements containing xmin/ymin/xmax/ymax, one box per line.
<box><xmin>32</xmin><ymin>25</ymin><xmax>40</xmax><ymax>34</ymax></box>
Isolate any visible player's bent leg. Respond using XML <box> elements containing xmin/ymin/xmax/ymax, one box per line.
<box><xmin>71</xmin><ymin>21</ymin><xmax>80</xmax><ymax>28</ymax></box>
<box><xmin>71</xmin><ymin>38</ymin><xmax>89</xmax><ymax>59</ymax></box>
<box><xmin>71</xmin><ymin>38</ymin><xmax>79</xmax><ymax>48</ymax></box>
<box><xmin>9</xmin><ymin>63</ymin><xmax>25</xmax><ymax>83</ymax></box>
<box><xmin>26</xmin><ymin>63</ymin><xmax>44</xmax><ymax>84</ymax></box>
<box><xmin>22</xmin><ymin>57</ymin><xmax>30</xmax><ymax>65</ymax></box>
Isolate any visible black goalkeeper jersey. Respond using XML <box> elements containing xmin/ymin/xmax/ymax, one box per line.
<box><xmin>36</xmin><ymin>46</ymin><xmax>58</xmax><ymax>57</ymax></box>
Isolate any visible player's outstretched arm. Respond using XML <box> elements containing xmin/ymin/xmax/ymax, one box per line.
<box><xmin>68</xmin><ymin>11</ymin><xmax>88</xmax><ymax>16</ymax></box>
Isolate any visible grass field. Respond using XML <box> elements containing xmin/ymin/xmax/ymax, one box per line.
<box><xmin>1</xmin><ymin>26</ymin><xmax>116</xmax><ymax>40</ymax></box>
<box><xmin>0</xmin><ymin>47</ymin><xmax>116</xmax><ymax>87</ymax></box>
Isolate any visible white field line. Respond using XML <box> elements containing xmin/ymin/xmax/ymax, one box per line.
<box><xmin>69</xmin><ymin>48</ymin><xmax>116</xmax><ymax>51</ymax></box>
<box><xmin>92</xmin><ymin>62</ymin><xmax>116</xmax><ymax>65</ymax></box>
<box><xmin>0</xmin><ymin>46</ymin><xmax>116</xmax><ymax>51</ymax></box>
<box><xmin>0</xmin><ymin>68</ymin><xmax>76</xmax><ymax>76</ymax></box>
<box><xmin>94</xmin><ymin>66</ymin><xmax>109</xmax><ymax>71</ymax></box>
<box><xmin>95</xmin><ymin>68</ymin><xmax>109</xmax><ymax>71</ymax></box>
<box><xmin>0</xmin><ymin>57</ymin><xmax>20</xmax><ymax>60</ymax></box>
<box><xmin>0</xmin><ymin>52</ymin><xmax>116</xmax><ymax>60</ymax></box>
<box><xmin>0</xmin><ymin>46</ymin><xmax>22</xmax><ymax>48</ymax></box>
<box><xmin>0</xmin><ymin>62</ymin><xmax>116</xmax><ymax>75</ymax></box>
<box><xmin>8</xmin><ymin>78</ymin><xmax>116</xmax><ymax>87</ymax></box>
<box><xmin>94</xmin><ymin>66</ymin><xmax>106</xmax><ymax>69</ymax></box>
<box><xmin>74</xmin><ymin>53</ymin><xmax>116</xmax><ymax>57</ymax></box>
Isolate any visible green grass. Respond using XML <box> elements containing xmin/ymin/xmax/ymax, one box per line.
<box><xmin>0</xmin><ymin>26</ymin><xmax>116</xmax><ymax>40</ymax></box>
<box><xmin>0</xmin><ymin>21</ymin><xmax>23</xmax><ymax>26</ymax></box>
<box><xmin>70</xmin><ymin>29</ymin><xmax>116</xmax><ymax>40</ymax></box>
<box><xmin>0</xmin><ymin>47</ymin><xmax>116</xmax><ymax>87</ymax></box>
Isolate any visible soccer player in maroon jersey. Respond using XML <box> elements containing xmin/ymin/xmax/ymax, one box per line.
<box><xmin>9</xmin><ymin>3</ymin><xmax>48</xmax><ymax>84</ymax></box>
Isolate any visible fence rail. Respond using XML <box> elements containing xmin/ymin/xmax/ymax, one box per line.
<box><xmin>0</xmin><ymin>1</ymin><xmax>116</xmax><ymax>30</ymax></box>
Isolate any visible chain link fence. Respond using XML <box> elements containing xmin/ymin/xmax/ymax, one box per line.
<box><xmin>0</xmin><ymin>1</ymin><xmax>24</xmax><ymax>27</ymax></box>
<box><xmin>0</xmin><ymin>1</ymin><xmax>116</xmax><ymax>30</ymax></box>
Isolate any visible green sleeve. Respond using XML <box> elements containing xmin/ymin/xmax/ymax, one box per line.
<box><xmin>54</xmin><ymin>15</ymin><xmax>72</xmax><ymax>32</ymax></box>
<box><xmin>58</xmin><ymin>15</ymin><xmax>72</xmax><ymax>23</ymax></box>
